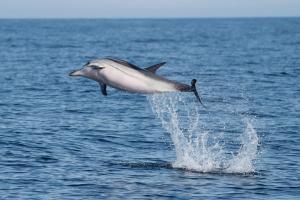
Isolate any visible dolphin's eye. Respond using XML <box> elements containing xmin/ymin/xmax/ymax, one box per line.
<box><xmin>89</xmin><ymin>65</ymin><xmax>104</xmax><ymax>70</ymax></box>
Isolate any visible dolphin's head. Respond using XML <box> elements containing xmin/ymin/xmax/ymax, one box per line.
<box><xmin>69</xmin><ymin>61</ymin><xmax>105</xmax><ymax>79</ymax></box>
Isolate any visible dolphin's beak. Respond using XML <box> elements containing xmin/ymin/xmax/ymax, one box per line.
<box><xmin>69</xmin><ymin>69</ymin><xmax>82</xmax><ymax>76</ymax></box>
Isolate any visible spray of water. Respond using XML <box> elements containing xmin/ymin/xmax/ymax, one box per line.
<box><xmin>148</xmin><ymin>93</ymin><xmax>259</xmax><ymax>173</ymax></box>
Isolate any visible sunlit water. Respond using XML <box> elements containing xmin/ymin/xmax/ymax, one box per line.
<box><xmin>0</xmin><ymin>18</ymin><xmax>299</xmax><ymax>199</ymax></box>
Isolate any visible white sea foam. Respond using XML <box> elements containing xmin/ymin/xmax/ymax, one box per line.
<box><xmin>148</xmin><ymin>93</ymin><xmax>259</xmax><ymax>173</ymax></box>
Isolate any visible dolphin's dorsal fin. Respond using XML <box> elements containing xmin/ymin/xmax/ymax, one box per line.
<box><xmin>145</xmin><ymin>62</ymin><xmax>166</xmax><ymax>74</ymax></box>
<box><xmin>99</xmin><ymin>82</ymin><xmax>107</xmax><ymax>96</ymax></box>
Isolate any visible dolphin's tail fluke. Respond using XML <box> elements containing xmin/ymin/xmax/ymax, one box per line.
<box><xmin>191</xmin><ymin>79</ymin><xmax>205</xmax><ymax>108</ymax></box>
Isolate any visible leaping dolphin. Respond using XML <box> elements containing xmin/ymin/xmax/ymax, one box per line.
<box><xmin>69</xmin><ymin>58</ymin><xmax>204</xmax><ymax>106</ymax></box>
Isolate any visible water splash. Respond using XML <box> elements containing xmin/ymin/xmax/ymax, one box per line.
<box><xmin>148</xmin><ymin>93</ymin><xmax>259</xmax><ymax>173</ymax></box>
<box><xmin>226</xmin><ymin>121</ymin><xmax>259</xmax><ymax>173</ymax></box>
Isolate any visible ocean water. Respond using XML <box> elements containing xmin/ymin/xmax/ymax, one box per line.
<box><xmin>0</xmin><ymin>18</ymin><xmax>299</xmax><ymax>199</ymax></box>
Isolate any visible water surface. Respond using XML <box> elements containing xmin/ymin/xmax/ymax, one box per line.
<box><xmin>0</xmin><ymin>18</ymin><xmax>299</xmax><ymax>199</ymax></box>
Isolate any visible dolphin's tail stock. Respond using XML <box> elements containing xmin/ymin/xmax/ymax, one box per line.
<box><xmin>191</xmin><ymin>79</ymin><xmax>206</xmax><ymax>108</ymax></box>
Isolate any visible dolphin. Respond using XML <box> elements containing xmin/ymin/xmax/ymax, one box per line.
<box><xmin>69</xmin><ymin>57</ymin><xmax>204</xmax><ymax>106</ymax></box>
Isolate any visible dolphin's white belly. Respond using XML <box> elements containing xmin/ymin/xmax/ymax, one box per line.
<box><xmin>98</xmin><ymin>66</ymin><xmax>178</xmax><ymax>93</ymax></box>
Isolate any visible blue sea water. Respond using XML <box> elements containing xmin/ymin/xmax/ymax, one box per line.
<box><xmin>0</xmin><ymin>18</ymin><xmax>299</xmax><ymax>199</ymax></box>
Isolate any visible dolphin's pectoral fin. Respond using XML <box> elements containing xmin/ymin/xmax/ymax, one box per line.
<box><xmin>99</xmin><ymin>83</ymin><xmax>107</xmax><ymax>96</ymax></box>
<box><xmin>145</xmin><ymin>62</ymin><xmax>166</xmax><ymax>74</ymax></box>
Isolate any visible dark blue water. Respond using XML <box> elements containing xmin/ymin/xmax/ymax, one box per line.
<box><xmin>0</xmin><ymin>18</ymin><xmax>299</xmax><ymax>199</ymax></box>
